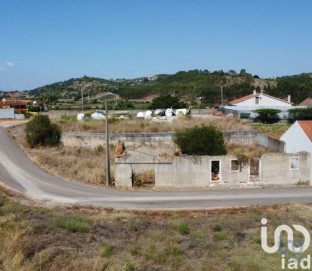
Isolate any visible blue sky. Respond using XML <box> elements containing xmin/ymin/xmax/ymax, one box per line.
<box><xmin>0</xmin><ymin>0</ymin><xmax>311</xmax><ymax>90</ymax></box>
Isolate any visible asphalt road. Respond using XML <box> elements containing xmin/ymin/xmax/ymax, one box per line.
<box><xmin>0</xmin><ymin>126</ymin><xmax>312</xmax><ymax>209</ymax></box>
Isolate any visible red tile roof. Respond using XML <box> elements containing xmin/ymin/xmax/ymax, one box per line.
<box><xmin>298</xmin><ymin>121</ymin><xmax>312</xmax><ymax>142</ymax></box>
<box><xmin>299</xmin><ymin>97</ymin><xmax>312</xmax><ymax>106</ymax></box>
<box><xmin>228</xmin><ymin>93</ymin><xmax>259</xmax><ymax>105</ymax></box>
<box><xmin>0</xmin><ymin>99</ymin><xmax>28</xmax><ymax>106</ymax></box>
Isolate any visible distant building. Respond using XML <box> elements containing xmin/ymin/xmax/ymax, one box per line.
<box><xmin>222</xmin><ymin>90</ymin><xmax>298</xmax><ymax>118</ymax></box>
<box><xmin>227</xmin><ymin>90</ymin><xmax>292</xmax><ymax>107</ymax></box>
<box><xmin>280</xmin><ymin>120</ymin><xmax>312</xmax><ymax>153</ymax></box>
<box><xmin>299</xmin><ymin>97</ymin><xmax>312</xmax><ymax>107</ymax></box>
<box><xmin>148</xmin><ymin>75</ymin><xmax>158</xmax><ymax>81</ymax></box>
<box><xmin>0</xmin><ymin>98</ymin><xmax>29</xmax><ymax>114</ymax></box>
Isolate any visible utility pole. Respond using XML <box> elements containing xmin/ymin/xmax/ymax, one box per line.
<box><xmin>81</xmin><ymin>89</ymin><xmax>84</xmax><ymax>112</ymax></box>
<box><xmin>105</xmin><ymin>99</ymin><xmax>111</xmax><ymax>186</ymax></box>
<box><xmin>220</xmin><ymin>86</ymin><xmax>223</xmax><ymax>106</ymax></box>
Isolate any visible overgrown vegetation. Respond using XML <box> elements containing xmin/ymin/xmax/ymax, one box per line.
<box><xmin>288</xmin><ymin>107</ymin><xmax>312</xmax><ymax>123</ymax></box>
<box><xmin>25</xmin><ymin>115</ymin><xmax>61</xmax><ymax>148</ymax></box>
<box><xmin>174</xmin><ymin>125</ymin><xmax>227</xmax><ymax>155</ymax></box>
<box><xmin>1</xmin><ymin>190</ymin><xmax>312</xmax><ymax>271</ymax></box>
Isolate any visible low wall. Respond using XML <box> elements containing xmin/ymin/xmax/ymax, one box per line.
<box><xmin>0</xmin><ymin>108</ymin><xmax>15</xmax><ymax>119</ymax></box>
<box><xmin>257</xmin><ymin>133</ymin><xmax>285</xmax><ymax>152</ymax></box>
<box><xmin>115</xmin><ymin>156</ymin><xmax>172</xmax><ymax>187</ymax></box>
<box><xmin>62</xmin><ymin>130</ymin><xmax>284</xmax><ymax>153</ymax></box>
<box><xmin>155</xmin><ymin>155</ymin><xmax>249</xmax><ymax>188</ymax></box>
<box><xmin>224</xmin><ymin>131</ymin><xmax>258</xmax><ymax>145</ymax></box>
<box><xmin>260</xmin><ymin>152</ymin><xmax>310</xmax><ymax>185</ymax></box>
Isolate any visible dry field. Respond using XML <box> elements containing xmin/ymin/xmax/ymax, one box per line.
<box><xmin>56</xmin><ymin>115</ymin><xmax>253</xmax><ymax>133</ymax></box>
<box><xmin>0</xmin><ymin>188</ymin><xmax>311</xmax><ymax>271</ymax></box>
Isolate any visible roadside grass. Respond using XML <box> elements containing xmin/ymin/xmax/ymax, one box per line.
<box><xmin>1</xmin><ymin>191</ymin><xmax>312</xmax><ymax>270</ymax></box>
<box><xmin>52</xmin><ymin>215</ymin><xmax>91</xmax><ymax>233</ymax></box>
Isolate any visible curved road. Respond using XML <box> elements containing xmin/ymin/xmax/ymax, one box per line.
<box><xmin>0</xmin><ymin>126</ymin><xmax>312</xmax><ymax>209</ymax></box>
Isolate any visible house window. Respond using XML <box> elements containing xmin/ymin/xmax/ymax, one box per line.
<box><xmin>290</xmin><ymin>157</ymin><xmax>299</xmax><ymax>170</ymax></box>
<box><xmin>231</xmin><ymin>160</ymin><xmax>239</xmax><ymax>171</ymax></box>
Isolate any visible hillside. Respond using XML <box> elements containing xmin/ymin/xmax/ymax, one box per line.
<box><xmin>22</xmin><ymin>70</ymin><xmax>312</xmax><ymax>108</ymax></box>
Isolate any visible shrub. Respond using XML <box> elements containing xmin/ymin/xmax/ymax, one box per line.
<box><xmin>173</xmin><ymin>125</ymin><xmax>227</xmax><ymax>155</ymax></box>
<box><xmin>25</xmin><ymin>115</ymin><xmax>61</xmax><ymax>148</ymax></box>
<box><xmin>253</xmin><ymin>108</ymin><xmax>281</xmax><ymax>124</ymax></box>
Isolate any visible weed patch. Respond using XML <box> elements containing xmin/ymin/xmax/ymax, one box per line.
<box><xmin>52</xmin><ymin>215</ymin><xmax>91</xmax><ymax>233</ymax></box>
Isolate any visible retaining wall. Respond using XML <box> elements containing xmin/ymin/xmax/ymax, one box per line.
<box><xmin>62</xmin><ymin>130</ymin><xmax>284</xmax><ymax>152</ymax></box>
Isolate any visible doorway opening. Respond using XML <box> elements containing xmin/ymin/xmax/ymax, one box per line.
<box><xmin>211</xmin><ymin>160</ymin><xmax>221</xmax><ymax>181</ymax></box>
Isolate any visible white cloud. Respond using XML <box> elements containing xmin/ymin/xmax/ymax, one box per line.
<box><xmin>5</xmin><ymin>61</ymin><xmax>14</xmax><ymax>67</ymax></box>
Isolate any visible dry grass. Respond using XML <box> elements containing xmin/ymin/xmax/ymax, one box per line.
<box><xmin>132</xmin><ymin>170</ymin><xmax>155</xmax><ymax>187</ymax></box>
<box><xmin>8</xmin><ymin>125</ymin><xmax>114</xmax><ymax>186</ymax></box>
<box><xmin>227</xmin><ymin>143</ymin><xmax>271</xmax><ymax>159</ymax></box>
<box><xmin>1</xmin><ymin>191</ymin><xmax>312</xmax><ymax>271</ymax></box>
<box><xmin>252</xmin><ymin>122</ymin><xmax>291</xmax><ymax>139</ymax></box>
<box><xmin>57</xmin><ymin>115</ymin><xmax>253</xmax><ymax>133</ymax></box>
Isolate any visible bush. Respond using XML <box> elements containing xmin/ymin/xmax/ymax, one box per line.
<box><xmin>173</xmin><ymin>125</ymin><xmax>227</xmax><ymax>155</ymax></box>
<box><xmin>25</xmin><ymin>115</ymin><xmax>61</xmax><ymax>148</ymax></box>
<box><xmin>253</xmin><ymin>108</ymin><xmax>281</xmax><ymax>124</ymax></box>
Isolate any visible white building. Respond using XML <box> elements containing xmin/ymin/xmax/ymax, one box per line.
<box><xmin>228</xmin><ymin>90</ymin><xmax>292</xmax><ymax>107</ymax></box>
<box><xmin>222</xmin><ymin>90</ymin><xmax>304</xmax><ymax>118</ymax></box>
<box><xmin>280</xmin><ymin>120</ymin><xmax>312</xmax><ymax>153</ymax></box>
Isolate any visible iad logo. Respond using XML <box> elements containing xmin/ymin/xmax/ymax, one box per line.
<box><xmin>261</xmin><ymin>218</ymin><xmax>311</xmax><ymax>270</ymax></box>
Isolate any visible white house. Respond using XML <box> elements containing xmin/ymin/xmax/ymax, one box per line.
<box><xmin>280</xmin><ymin>121</ymin><xmax>312</xmax><ymax>153</ymax></box>
<box><xmin>221</xmin><ymin>90</ymin><xmax>304</xmax><ymax>118</ymax></box>
<box><xmin>228</xmin><ymin>90</ymin><xmax>292</xmax><ymax>107</ymax></box>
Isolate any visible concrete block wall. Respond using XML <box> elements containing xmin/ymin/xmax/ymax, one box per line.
<box><xmin>0</xmin><ymin>108</ymin><xmax>15</xmax><ymax>119</ymax></box>
<box><xmin>260</xmin><ymin>152</ymin><xmax>310</xmax><ymax>184</ymax></box>
<box><xmin>115</xmin><ymin>156</ymin><xmax>172</xmax><ymax>188</ymax></box>
<box><xmin>62</xmin><ymin>130</ymin><xmax>284</xmax><ymax>153</ymax></box>
<box><xmin>155</xmin><ymin>155</ymin><xmax>249</xmax><ymax>188</ymax></box>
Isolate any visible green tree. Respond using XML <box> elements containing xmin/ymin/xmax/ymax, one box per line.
<box><xmin>150</xmin><ymin>95</ymin><xmax>187</xmax><ymax>109</ymax></box>
<box><xmin>253</xmin><ymin>108</ymin><xmax>281</xmax><ymax>123</ymax></box>
<box><xmin>25</xmin><ymin>115</ymin><xmax>61</xmax><ymax>148</ymax></box>
<box><xmin>288</xmin><ymin>107</ymin><xmax>312</xmax><ymax>123</ymax></box>
<box><xmin>173</xmin><ymin>125</ymin><xmax>227</xmax><ymax>155</ymax></box>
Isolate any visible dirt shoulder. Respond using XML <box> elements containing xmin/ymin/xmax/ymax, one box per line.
<box><xmin>0</xmin><ymin>119</ymin><xmax>29</xmax><ymax>128</ymax></box>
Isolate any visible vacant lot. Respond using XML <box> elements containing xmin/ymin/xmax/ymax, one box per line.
<box><xmin>7</xmin><ymin>122</ymin><xmax>269</xmax><ymax>187</ymax></box>
<box><xmin>0</xmin><ymin>189</ymin><xmax>311</xmax><ymax>271</ymax></box>
<box><xmin>56</xmin><ymin>115</ymin><xmax>253</xmax><ymax>133</ymax></box>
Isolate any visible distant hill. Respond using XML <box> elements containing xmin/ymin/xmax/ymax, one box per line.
<box><xmin>24</xmin><ymin>70</ymin><xmax>312</xmax><ymax>107</ymax></box>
